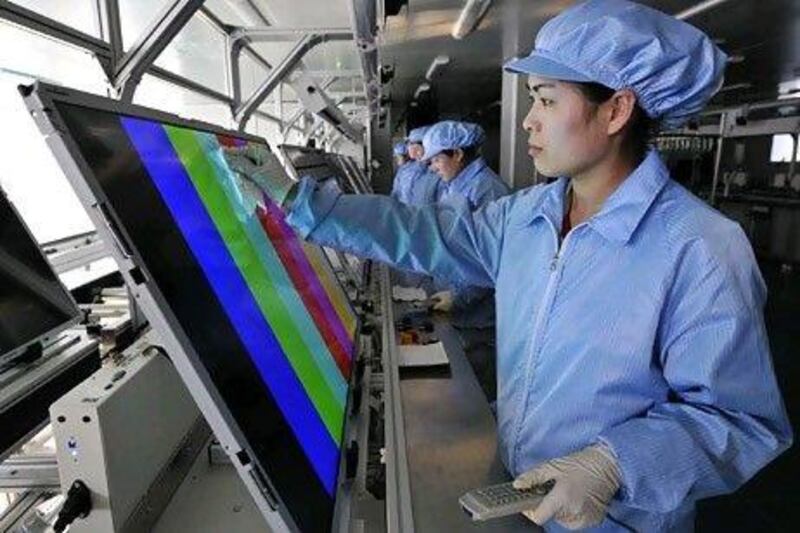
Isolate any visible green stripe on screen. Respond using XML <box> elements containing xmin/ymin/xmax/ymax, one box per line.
<box><xmin>164</xmin><ymin>125</ymin><xmax>343</xmax><ymax>441</ymax></box>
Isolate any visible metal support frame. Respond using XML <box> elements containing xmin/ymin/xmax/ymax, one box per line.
<box><xmin>282</xmin><ymin>76</ymin><xmax>338</xmax><ymax>136</ymax></box>
<box><xmin>96</xmin><ymin>0</ymin><xmax>123</xmax><ymax>67</ymax></box>
<box><xmin>230</xmin><ymin>26</ymin><xmax>352</xmax><ymax>42</ymax></box>
<box><xmin>0</xmin><ymin>5</ymin><xmax>303</xmax><ymax>134</ymax></box>
<box><xmin>112</xmin><ymin>0</ymin><xmax>205</xmax><ymax>101</ymax></box>
<box><xmin>232</xmin><ymin>30</ymin><xmax>353</xmax><ymax>131</ymax></box>
<box><xmin>0</xmin><ymin>491</ymin><xmax>52</xmax><ymax>531</ymax></box>
<box><xmin>0</xmin><ymin>455</ymin><xmax>59</xmax><ymax>490</ymax></box>
<box><xmin>0</xmin><ymin>1</ymin><xmax>370</xmax><ymax>141</ymax></box>
<box><xmin>378</xmin><ymin>266</ymin><xmax>415</xmax><ymax>532</ymax></box>
<box><xmin>347</xmin><ymin>0</ymin><xmax>381</xmax><ymax>119</ymax></box>
<box><xmin>42</xmin><ymin>231</ymin><xmax>109</xmax><ymax>274</ymax></box>
<box><xmin>228</xmin><ymin>27</ymin><xmax>351</xmax><ymax>109</ymax></box>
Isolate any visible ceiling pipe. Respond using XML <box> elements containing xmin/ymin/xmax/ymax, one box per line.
<box><xmin>451</xmin><ymin>0</ymin><xmax>492</xmax><ymax>40</ymax></box>
<box><xmin>675</xmin><ymin>0</ymin><xmax>733</xmax><ymax>20</ymax></box>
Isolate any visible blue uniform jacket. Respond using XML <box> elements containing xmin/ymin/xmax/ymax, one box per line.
<box><xmin>287</xmin><ymin>150</ymin><xmax>791</xmax><ymax>531</ymax></box>
<box><xmin>390</xmin><ymin>160</ymin><xmax>441</xmax><ymax>205</ymax></box>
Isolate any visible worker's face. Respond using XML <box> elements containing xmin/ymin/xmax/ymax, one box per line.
<box><xmin>407</xmin><ymin>142</ymin><xmax>424</xmax><ymax>161</ymax></box>
<box><xmin>522</xmin><ymin>75</ymin><xmax>610</xmax><ymax>178</ymax></box>
<box><xmin>429</xmin><ymin>150</ymin><xmax>465</xmax><ymax>181</ymax></box>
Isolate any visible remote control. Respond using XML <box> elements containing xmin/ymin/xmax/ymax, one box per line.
<box><xmin>459</xmin><ymin>479</ymin><xmax>555</xmax><ymax>521</ymax></box>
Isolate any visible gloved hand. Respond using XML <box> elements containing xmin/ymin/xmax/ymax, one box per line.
<box><xmin>513</xmin><ymin>443</ymin><xmax>621</xmax><ymax>530</ymax></box>
<box><xmin>430</xmin><ymin>291</ymin><xmax>454</xmax><ymax>312</ymax></box>
<box><xmin>223</xmin><ymin>144</ymin><xmax>296</xmax><ymax>207</ymax></box>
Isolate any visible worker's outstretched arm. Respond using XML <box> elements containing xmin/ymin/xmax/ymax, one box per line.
<box><xmin>286</xmin><ymin>177</ymin><xmax>507</xmax><ymax>289</ymax></box>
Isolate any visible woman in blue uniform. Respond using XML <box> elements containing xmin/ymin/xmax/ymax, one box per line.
<box><xmin>389</xmin><ymin>126</ymin><xmax>441</xmax><ymax>205</ymax></box>
<box><xmin>226</xmin><ymin>1</ymin><xmax>792</xmax><ymax>530</ymax></box>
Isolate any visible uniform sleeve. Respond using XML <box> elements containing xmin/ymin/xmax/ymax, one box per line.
<box><xmin>285</xmin><ymin>176</ymin><xmax>509</xmax><ymax>288</ymax></box>
<box><xmin>598</xmin><ymin>227</ymin><xmax>792</xmax><ymax>513</ymax></box>
<box><xmin>472</xmin><ymin>174</ymin><xmax>511</xmax><ymax>208</ymax></box>
<box><xmin>389</xmin><ymin>167</ymin><xmax>404</xmax><ymax>200</ymax></box>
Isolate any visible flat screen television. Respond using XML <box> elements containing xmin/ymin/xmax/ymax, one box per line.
<box><xmin>23</xmin><ymin>83</ymin><xmax>358</xmax><ymax>532</ymax></box>
<box><xmin>0</xmin><ymin>187</ymin><xmax>80</xmax><ymax>367</ymax></box>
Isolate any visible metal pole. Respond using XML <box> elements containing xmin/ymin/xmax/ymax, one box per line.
<box><xmin>788</xmin><ymin>133</ymin><xmax>799</xmax><ymax>187</ymax></box>
<box><xmin>229</xmin><ymin>36</ymin><xmax>246</xmax><ymax>107</ymax></box>
<box><xmin>96</xmin><ymin>0</ymin><xmax>123</xmax><ymax>67</ymax></box>
<box><xmin>710</xmin><ymin>113</ymin><xmax>727</xmax><ymax>206</ymax></box>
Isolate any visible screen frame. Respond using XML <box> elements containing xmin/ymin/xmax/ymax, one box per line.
<box><xmin>0</xmin><ymin>186</ymin><xmax>81</xmax><ymax>367</ymax></box>
<box><xmin>22</xmin><ymin>82</ymin><xmax>358</xmax><ymax>532</ymax></box>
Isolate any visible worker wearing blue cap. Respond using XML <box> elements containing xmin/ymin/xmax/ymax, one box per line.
<box><xmin>422</xmin><ymin>121</ymin><xmax>510</xmax><ymax>208</ymax></box>
<box><xmin>389</xmin><ymin>126</ymin><xmax>441</xmax><ymax>205</ymax></box>
<box><xmin>226</xmin><ymin>1</ymin><xmax>791</xmax><ymax>530</ymax></box>
<box><xmin>420</xmin><ymin>120</ymin><xmax>509</xmax><ymax>334</ymax></box>
<box><xmin>392</xmin><ymin>141</ymin><xmax>409</xmax><ymax>168</ymax></box>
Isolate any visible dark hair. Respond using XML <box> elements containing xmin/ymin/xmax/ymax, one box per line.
<box><xmin>574</xmin><ymin>82</ymin><xmax>654</xmax><ymax>164</ymax></box>
<box><xmin>440</xmin><ymin>145</ymin><xmax>480</xmax><ymax>162</ymax></box>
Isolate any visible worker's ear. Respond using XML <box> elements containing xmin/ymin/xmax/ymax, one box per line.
<box><xmin>605</xmin><ymin>89</ymin><xmax>637</xmax><ymax>136</ymax></box>
<box><xmin>454</xmin><ymin>148</ymin><xmax>465</xmax><ymax>163</ymax></box>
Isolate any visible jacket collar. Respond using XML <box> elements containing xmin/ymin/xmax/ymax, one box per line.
<box><xmin>443</xmin><ymin>157</ymin><xmax>487</xmax><ymax>194</ymax></box>
<box><xmin>526</xmin><ymin>150</ymin><xmax>670</xmax><ymax>244</ymax></box>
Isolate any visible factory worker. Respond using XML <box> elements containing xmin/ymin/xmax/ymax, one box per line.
<box><xmin>421</xmin><ymin>120</ymin><xmax>509</xmax><ymax>326</ymax></box>
<box><xmin>389</xmin><ymin>126</ymin><xmax>441</xmax><ymax>205</ymax></box>
<box><xmin>393</xmin><ymin>141</ymin><xmax>409</xmax><ymax>168</ymax></box>
<box><xmin>225</xmin><ymin>1</ymin><xmax>792</xmax><ymax>531</ymax></box>
<box><xmin>423</xmin><ymin>121</ymin><xmax>509</xmax><ymax>209</ymax></box>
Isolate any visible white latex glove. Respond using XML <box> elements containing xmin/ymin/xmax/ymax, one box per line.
<box><xmin>513</xmin><ymin>443</ymin><xmax>621</xmax><ymax>530</ymax></box>
<box><xmin>430</xmin><ymin>290</ymin><xmax>454</xmax><ymax>312</ymax></box>
<box><xmin>223</xmin><ymin>144</ymin><xmax>296</xmax><ymax>207</ymax></box>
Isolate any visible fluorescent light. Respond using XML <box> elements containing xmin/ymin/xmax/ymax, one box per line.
<box><xmin>425</xmin><ymin>55</ymin><xmax>451</xmax><ymax>81</ymax></box>
<box><xmin>451</xmin><ymin>0</ymin><xmax>492</xmax><ymax>40</ymax></box>
<box><xmin>414</xmin><ymin>82</ymin><xmax>431</xmax><ymax>99</ymax></box>
<box><xmin>717</xmin><ymin>82</ymin><xmax>752</xmax><ymax>93</ymax></box>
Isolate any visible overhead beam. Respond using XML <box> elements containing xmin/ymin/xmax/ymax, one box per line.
<box><xmin>112</xmin><ymin>0</ymin><xmax>205</xmax><ymax>102</ymax></box>
<box><xmin>230</xmin><ymin>26</ymin><xmax>351</xmax><ymax>43</ymax></box>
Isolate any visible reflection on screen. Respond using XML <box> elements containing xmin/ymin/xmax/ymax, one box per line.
<box><xmin>54</xmin><ymin>103</ymin><xmax>356</xmax><ymax>532</ymax></box>
<box><xmin>0</xmin><ymin>191</ymin><xmax>77</xmax><ymax>363</ymax></box>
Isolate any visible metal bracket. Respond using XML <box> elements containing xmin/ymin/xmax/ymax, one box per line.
<box><xmin>282</xmin><ymin>76</ymin><xmax>338</xmax><ymax>136</ymax></box>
